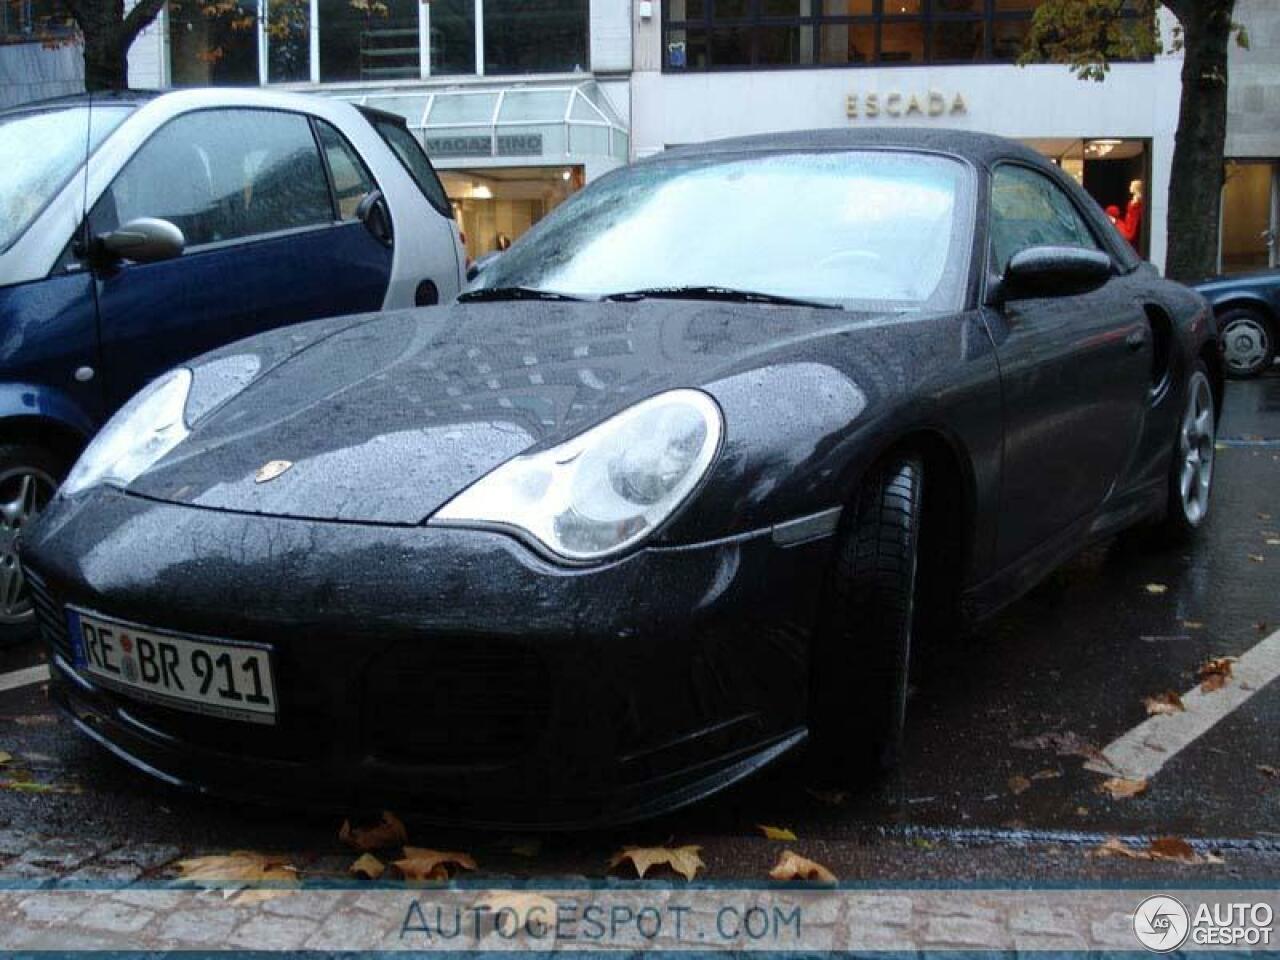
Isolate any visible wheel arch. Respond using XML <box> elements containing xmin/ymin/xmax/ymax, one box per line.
<box><xmin>1212</xmin><ymin>295</ymin><xmax>1278</xmax><ymax>339</ymax></box>
<box><xmin>0</xmin><ymin>414</ymin><xmax>89</xmax><ymax>462</ymax></box>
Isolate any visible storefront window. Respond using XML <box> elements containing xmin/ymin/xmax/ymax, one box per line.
<box><xmin>442</xmin><ymin>166</ymin><xmax>581</xmax><ymax>259</ymax></box>
<box><xmin>0</xmin><ymin>0</ymin><xmax>75</xmax><ymax>42</ymax></box>
<box><xmin>266</xmin><ymin>0</ymin><xmax>310</xmax><ymax>82</ymax></box>
<box><xmin>483</xmin><ymin>0</ymin><xmax>588</xmax><ymax>75</ymax></box>
<box><xmin>170</xmin><ymin>0</ymin><xmax>260</xmax><ymax>86</ymax></box>
<box><xmin>1220</xmin><ymin>162</ymin><xmax>1279</xmax><ymax>274</ymax></box>
<box><xmin>319</xmin><ymin>0</ymin><xmax>419</xmax><ymax>82</ymax></box>
<box><xmin>663</xmin><ymin>0</ymin><xmax>1146</xmax><ymax>70</ymax></box>
<box><xmin>429</xmin><ymin>0</ymin><xmax>475</xmax><ymax>76</ymax></box>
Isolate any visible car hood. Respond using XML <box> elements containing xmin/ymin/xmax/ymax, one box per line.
<box><xmin>130</xmin><ymin>300</ymin><xmax>882</xmax><ymax>525</ymax></box>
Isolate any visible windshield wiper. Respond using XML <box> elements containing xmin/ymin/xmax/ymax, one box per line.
<box><xmin>458</xmin><ymin>286</ymin><xmax>591</xmax><ymax>303</ymax></box>
<box><xmin>604</xmin><ymin>285</ymin><xmax>842</xmax><ymax>310</ymax></box>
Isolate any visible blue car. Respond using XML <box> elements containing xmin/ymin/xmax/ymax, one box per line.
<box><xmin>0</xmin><ymin>88</ymin><xmax>465</xmax><ymax>631</ymax></box>
<box><xmin>1195</xmin><ymin>268</ymin><xmax>1280</xmax><ymax>379</ymax></box>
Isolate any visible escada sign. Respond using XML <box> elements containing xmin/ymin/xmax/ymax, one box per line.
<box><xmin>846</xmin><ymin>91</ymin><xmax>968</xmax><ymax>119</ymax></box>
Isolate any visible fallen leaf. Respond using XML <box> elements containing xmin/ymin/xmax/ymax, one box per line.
<box><xmin>339</xmin><ymin>811</ymin><xmax>407</xmax><ymax>852</ymax></box>
<box><xmin>0</xmin><ymin>751</ymin><xmax>10</xmax><ymax>765</ymax></box>
<box><xmin>1092</xmin><ymin>837</ymin><xmax>1147</xmax><ymax>860</ymax></box>
<box><xmin>768</xmin><ymin>849</ymin><xmax>837</xmax><ymax>885</ymax></box>
<box><xmin>1258</xmin><ymin>764</ymin><xmax>1278</xmax><ymax>778</ymax></box>
<box><xmin>1031</xmin><ymin>768</ymin><xmax>1062</xmax><ymax>780</ymax></box>
<box><xmin>1182</xmin><ymin>620</ymin><xmax>1205</xmax><ymax>629</ymax></box>
<box><xmin>0</xmin><ymin>780</ymin><xmax>80</xmax><ymax>794</ymax></box>
<box><xmin>1198</xmin><ymin>656</ymin><xmax>1235</xmax><ymax>692</ymax></box>
<box><xmin>609</xmin><ymin>844</ymin><xmax>704</xmax><ymax>881</ymax></box>
<box><xmin>757</xmin><ymin>825</ymin><xmax>798</xmax><ymax>842</ymax></box>
<box><xmin>1013</xmin><ymin>730</ymin><xmax>1105</xmax><ymax>764</ymax></box>
<box><xmin>474</xmin><ymin>891</ymin><xmax>558</xmax><ymax>937</ymax></box>
<box><xmin>174</xmin><ymin>851</ymin><xmax>298</xmax><ymax>903</ymax></box>
<box><xmin>1148</xmin><ymin>836</ymin><xmax>1199</xmax><ymax>863</ymax></box>
<box><xmin>1099</xmin><ymin>777</ymin><xmax>1148</xmax><ymax>799</ymax></box>
<box><xmin>394</xmin><ymin>847</ymin><xmax>477</xmax><ymax>882</ymax></box>
<box><xmin>1143</xmin><ymin>691</ymin><xmax>1185</xmax><ymax>716</ymax></box>
<box><xmin>1008</xmin><ymin>775</ymin><xmax>1032</xmax><ymax>795</ymax></box>
<box><xmin>349</xmin><ymin>853</ymin><xmax>385</xmax><ymax>881</ymax></box>
<box><xmin>1258</xmin><ymin>621</ymin><xmax>1270</xmax><ymax>633</ymax></box>
<box><xmin>1248</xmin><ymin>554</ymin><xmax>1265</xmax><ymax>563</ymax></box>
<box><xmin>1075</xmin><ymin>806</ymin><xmax>1089</xmax><ymax>816</ymax></box>
<box><xmin>1266</xmin><ymin>539</ymin><xmax>1280</xmax><ymax>546</ymax></box>
<box><xmin>1260</xmin><ymin>513</ymin><xmax>1273</xmax><ymax>521</ymax></box>
<box><xmin>12</xmin><ymin>714</ymin><xmax>58</xmax><ymax>728</ymax></box>
<box><xmin>909</xmin><ymin>837</ymin><xmax>935</xmax><ymax>850</ymax></box>
<box><xmin>1144</xmin><ymin>583</ymin><xmax>1168</xmax><ymax>595</ymax></box>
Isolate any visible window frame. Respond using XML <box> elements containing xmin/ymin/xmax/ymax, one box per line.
<box><xmin>84</xmin><ymin>106</ymin><xmax>347</xmax><ymax>261</ymax></box>
<box><xmin>309</xmin><ymin>116</ymin><xmax>383</xmax><ymax>223</ymax></box>
<box><xmin>984</xmin><ymin>159</ymin><xmax>1108</xmax><ymax>279</ymax></box>
<box><xmin>360</xmin><ymin>107</ymin><xmax>454</xmax><ymax>219</ymax></box>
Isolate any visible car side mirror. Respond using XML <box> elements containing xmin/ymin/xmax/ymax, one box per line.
<box><xmin>95</xmin><ymin>217</ymin><xmax>185</xmax><ymax>264</ymax></box>
<box><xmin>356</xmin><ymin>189</ymin><xmax>393</xmax><ymax>247</ymax></box>
<box><xmin>993</xmin><ymin>245</ymin><xmax>1113</xmax><ymax>305</ymax></box>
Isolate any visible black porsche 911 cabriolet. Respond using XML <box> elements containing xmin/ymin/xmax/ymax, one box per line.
<box><xmin>23</xmin><ymin>129</ymin><xmax>1219</xmax><ymax>827</ymax></box>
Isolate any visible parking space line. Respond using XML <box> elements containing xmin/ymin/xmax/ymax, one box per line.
<box><xmin>1086</xmin><ymin>627</ymin><xmax>1280</xmax><ymax>781</ymax></box>
<box><xmin>0</xmin><ymin>664</ymin><xmax>49</xmax><ymax>694</ymax></box>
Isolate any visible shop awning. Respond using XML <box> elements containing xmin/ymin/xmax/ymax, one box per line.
<box><xmin>329</xmin><ymin>79</ymin><xmax>629</xmax><ymax>170</ymax></box>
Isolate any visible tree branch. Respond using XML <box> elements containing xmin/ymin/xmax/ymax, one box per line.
<box><xmin>121</xmin><ymin>0</ymin><xmax>169</xmax><ymax>45</ymax></box>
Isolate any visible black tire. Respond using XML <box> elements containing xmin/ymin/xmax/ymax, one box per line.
<box><xmin>1218</xmin><ymin>306</ymin><xmax>1275</xmax><ymax>380</ymax></box>
<box><xmin>1158</xmin><ymin>360</ymin><xmax>1216</xmax><ymax>540</ymax></box>
<box><xmin>0</xmin><ymin>442</ymin><xmax>71</xmax><ymax>644</ymax></box>
<box><xmin>810</xmin><ymin>455</ymin><xmax>923</xmax><ymax>782</ymax></box>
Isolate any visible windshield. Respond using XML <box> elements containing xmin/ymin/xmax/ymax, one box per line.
<box><xmin>473</xmin><ymin>150</ymin><xmax>973</xmax><ymax>310</ymax></box>
<box><xmin>0</xmin><ymin>104</ymin><xmax>132</xmax><ymax>252</ymax></box>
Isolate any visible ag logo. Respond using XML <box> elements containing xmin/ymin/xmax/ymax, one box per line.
<box><xmin>1134</xmin><ymin>895</ymin><xmax>1190</xmax><ymax>952</ymax></box>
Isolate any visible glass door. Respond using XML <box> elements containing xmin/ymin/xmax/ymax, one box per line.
<box><xmin>1220</xmin><ymin>161</ymin><xmax>1279</xmax><ymax>274</ymax></box>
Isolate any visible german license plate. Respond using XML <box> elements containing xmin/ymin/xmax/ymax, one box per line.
<box><xmin>66</xmin><ymin>607</ymin><xmax>277</xmax><ymax>725</ymax></box>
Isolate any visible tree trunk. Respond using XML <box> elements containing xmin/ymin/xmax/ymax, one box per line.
<box><xmin>1165</xmin><ymin>0</ymin><xmax>1235</xmax><ymax>282</ymax></box>
<box><xmin>75</xmin><ymin>0</ymin><xmax>128</xmax><ymax>91</ymax></box>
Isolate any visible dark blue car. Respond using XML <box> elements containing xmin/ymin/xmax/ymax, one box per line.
<box><xmin>1195</xmin><ymin>268</ymin><xmax>1280</xmax><ymax>379</ymax></box>
<box><xmin>0</xmin><ymin>88</ymin><xmax>465</xmax><ymax>632</ymax></box>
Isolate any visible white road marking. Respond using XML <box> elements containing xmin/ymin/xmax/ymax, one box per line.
<box><xmin>1086</xmin><ymin>626</ymin><xmax>1280</xmax><ymax>781</ymax></box>
<box><xmin>0</xmin><ymin>664</ymin><xmax>49</xmax><ymax>694</ymax></box>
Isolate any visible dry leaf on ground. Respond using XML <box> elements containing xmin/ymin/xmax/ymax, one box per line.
<box><xmin>1258</xmin><ymin>764</ymin><xmax>1278</xmax><ymax>778</ymax></box>
<box><xmin>1182</xmin><ymin>620</ymin><xmax>1205</xmax><ymax>629</ymax></box>
<box><xmin>1198</xmin><ymin>657</ymin><xmax>1236</xmax><ymax>693</ymax></box>
<box><xmin>1007</xmin><ymin>775</ymin><xmax>1031</xmax><ymax>795</ymax></box>
<box><xmin>768</xmin><ymin>849</ymin><xmax>837</xmax><ymax>885</ymax></box>
<box><xmin>0</xmin><ymin>751</ymin><xmax>10</xmax><ymax>765</ymax></box>
<box><xmin>1143</xmin><ymin>691</ymin><xmax>1185</xmax><ymax>716</ymax></box>
<box><xmin>1148</xmin><ymin>836</ymin><xmax>1201</xmax><ymax>863</ymax></box>
<box><xmin>339</xmin><ymin>811</ymin><xmax>407</xmax><ymax>852</ymax></box>
<box><xmin>1031</xmin><ymin>768</ymin><xmax>1062</xmax><ymax>781</ymax></box>
<box><xmin>174</xmin><ymin>852</ymin><xmax>298</xmax><ymax>903</ymax></box>
<box><xmin>1092</xmin><ymin>837</ymin><xmax>1147</xmax><ymax>860</ymax></box>
<box><xmin>1248</xmin><ymin>554</ymin><xmax>1265</xmax><ymax>563</ymax></box>
<box><xmin>1099</xmin><ymin>777</ymin><xmax>1148</xmax><ymax>799</ymax></box>
<box><xmin>349</xmin><ymin>853</ymin><xmax>385</xmax><ymax>881</ymax></box>
<box><xmin>757</xmin><ymin>825</ymin><xmax>798</xmax><ymax>841</ymax></box>
<box><xmin>609</xmin><ymin>844</ymin><xmax>704</xmax><ymax>881</ymax></box>
<box><xmin>394</xmin><ymin>847</ymin><xmax>477</xmax><ymax>882</ymax></box>
<box><xmin>1144</xmin><ymin>583</ymin><xmax>1168</xmax><ymax>595</ymax></box>
<box><xmin>474</xmin><ymin>892</ymin><xmax>559</xmax><ymax>936</ymax></box>
<box><xmin>1095</xmin><ymin>836</ymin><xmax>1222</xmax><ymax>865</ymax></box>
<box><xmin>1012</xmin><ymin>730</ymin><xmax>1106</xmax><ymax>765</ymax></box>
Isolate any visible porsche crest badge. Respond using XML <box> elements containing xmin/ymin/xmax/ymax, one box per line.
<box><xmin>255</xmin><ymin>460</ymin><xmax>293</xmax><ymax>483</ymax></box>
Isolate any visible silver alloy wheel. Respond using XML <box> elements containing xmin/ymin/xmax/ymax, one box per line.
<box><xmin>0</xmin><ymin>466</ymin><xmax>56</xmax><ymax>624</ymax></box>
<box><xmin>1221</xmin><ymin>314</ymin><xmax>1270</xmax><ymax>375</ymax></box>
<box><xmin>1177</xmin><ymin>372</ymin><xmax>1215</xmax><ymax>527</ymax></box>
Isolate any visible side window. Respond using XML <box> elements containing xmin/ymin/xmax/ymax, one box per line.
<box><xmin>91</xmin><ymin>109</ymin><xmax>333</xmax><ymax>249</ymax></box>
<box><xmin>989</xmin><ymin>165</ymin><xmax>1101</xmax><ymax>273</ymax></box>
<box><xmin>315</xmin><ymin>120</ymin><xmax>376</xmax><ymax>221</ymax></box>
<box><xmin>368</xmin><ymin>115</ymin><xmax>452</xmax><ymax>217</ymax></box>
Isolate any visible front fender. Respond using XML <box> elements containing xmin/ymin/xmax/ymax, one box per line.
<box><xmin>0</xmin><ymin>382</ymin><xmax>96</xmax><ymax>441</ymax></box>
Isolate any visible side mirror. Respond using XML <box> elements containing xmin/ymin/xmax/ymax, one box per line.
<box><xmin>356</xmin><ymin>189</ymin><xmax>393</xmax><ymax>247</ymax></box>
<box><xmin>96</xmin><ymin>217</ymin><xmax>185</xmax><ymax>264</ymax></box>
<box><xmin>466</xmin><ymin>250</ymin><xmax>502</xmax><ymax>283</ymax></box>
<box><xmin>994</xmin><ymin>245</ymin><xmax>1113</xmax><ymax>304</ymax></box>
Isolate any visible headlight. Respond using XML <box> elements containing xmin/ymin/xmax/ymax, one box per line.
<box><xmin>431</xmin><ymin>389</ymin><xmax>723</xmax><ymax>561</ymax></box>
<box><xmin>61</xmin><ymin>367</ymin><xmax>192</xmax><ymax>497</ymax></box>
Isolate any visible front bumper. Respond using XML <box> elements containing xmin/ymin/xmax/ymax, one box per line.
<box><xmin>23</xmin><ymin>488</ymin><xmax>833</xmax><ymax>828</ymax></box>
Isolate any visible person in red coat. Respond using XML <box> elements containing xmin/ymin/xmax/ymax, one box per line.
<box><xmin>1117</xmin><ymin>178</ymin><xmax>1144</xmax><ymax>249</ymax></box>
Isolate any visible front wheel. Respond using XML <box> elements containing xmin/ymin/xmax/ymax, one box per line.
<box><xmin>1219</xmin><ymin>307</ymin><xmax>1275</xmax><ymax>380</ymax></box>
<box><xmin>1159</xmin><ymin>362</ymin><xmax>1216</xmax><ymax>538</ymax></box>
<box><xmin>810</xmin><ymin>455</ymin><xmax>923</xmax><ymax>783</ymax></box>
<box><xmin>0</xmin><ymin>443</ymin><xmax>68</xmax><ymax>642</ymax></box>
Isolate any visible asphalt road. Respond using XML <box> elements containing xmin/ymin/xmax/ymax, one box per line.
<box><xmin>1</xmin><ymin>369</ymin><xmax>1278</xmax><ymax>886</ymax></box>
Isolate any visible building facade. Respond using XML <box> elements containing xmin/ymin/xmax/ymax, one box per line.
<box><xmin>120</xmin><ymin>0</ymin><xmax>1280</xmax><ymax>274</ymax></box>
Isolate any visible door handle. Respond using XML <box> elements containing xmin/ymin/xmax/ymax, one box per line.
<box><xmin>1126</xmin><ymin>328</ymin><xmax>1147</xmax><ymax>351</ymax></box>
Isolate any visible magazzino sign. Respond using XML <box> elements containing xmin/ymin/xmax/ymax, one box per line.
<box><xmin>846</xmin><ymin>90</ymin><xmax>968</xmax><ymax>119</ymax></box>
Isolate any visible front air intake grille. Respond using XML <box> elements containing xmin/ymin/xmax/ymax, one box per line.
<box><xmin>25</xmin><ymin>566</ymin><xmax>72</xmax><ymax>663</ymax></box>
